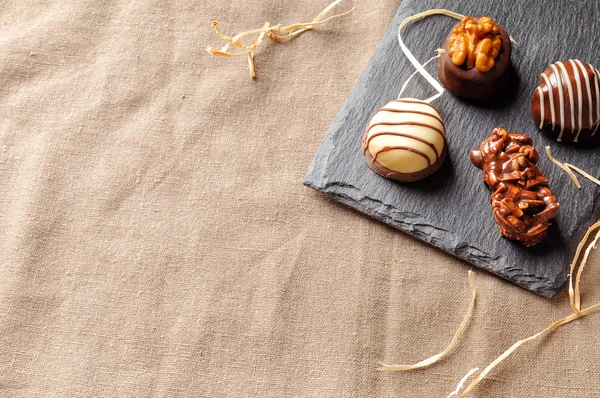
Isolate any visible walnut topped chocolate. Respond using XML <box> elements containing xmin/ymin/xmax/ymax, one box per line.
<box><xmin>437</xmin><ymin>16</ymin><xmax>512</xmax><ymax>101</ymax></box>
<box><xmin>448</xmin><ymin>16</ymin><xmax>502</xmax><ymax>73</ymax></box>
<box><xmin>470</xmin><ymin>128</ymin><xmax>559</xmax><ymax>247</ymax></box>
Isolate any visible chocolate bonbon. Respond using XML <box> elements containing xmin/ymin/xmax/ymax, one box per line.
<box><xmin>470</xmin><ymin>128</ymin><xmax>559</xmax><ymax>246</ymax></box>
<box><xmin>531</xmin><ymin>60</ymin><xmax>600</xmax><ymax>143</ymax></box>
<box><xmin>437</xmin><ymin>16</ymin><xmax>512</xmax><ymax>100</ymax></box>
<box><xmin>362</xmin><ymin>99</ymin><xmax>446</xmax><ymax>182</ymax></box>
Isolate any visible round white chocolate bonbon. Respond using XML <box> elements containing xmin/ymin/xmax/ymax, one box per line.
<box><xmin>362</xmin><ymin>99</ymin><xmax>447</xmax><ymax>182</ymax></box>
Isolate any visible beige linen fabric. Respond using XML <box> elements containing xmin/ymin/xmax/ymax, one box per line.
<box><xmin>0</xmin><ymin>1</ymin><xmax>599</xmax><ymax>397</ymax></box>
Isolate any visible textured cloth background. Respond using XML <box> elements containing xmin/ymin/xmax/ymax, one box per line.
<box><xmin>0</xmin><ymin>1</ymin><xmax>599</xmax><ymax>397</ymax></box>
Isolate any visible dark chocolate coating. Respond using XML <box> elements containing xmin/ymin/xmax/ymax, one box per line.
<box><xmin>437</xmin><ymin>19</ymin><xmax>512</xmax><ymax>101</ymax></box>
<box><xmin>530</xmin><ymin>60</ymin><xmax>600</xmax><ymax>143</ymax></box>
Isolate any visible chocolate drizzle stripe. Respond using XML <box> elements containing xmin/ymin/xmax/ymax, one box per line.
<box><xmin>366</xmin><ymin>130</ymin><xmax>439</xmax><ymax>159</ymax></box>
<box><xmin>557</xmin><ymin>61</ymin><xmax>576</xmax><ymax>139</ymax></box>
<box><xmin>536</xmin><ymin>87</ymin><xmax>544</xmax><ymax>129</ymax></box>
<box><xmin>569</xmin><ymin>60</ymin><xmax>583</xmax><ymax>141</ymax></box>
<box><xmin>592</xmin><ymin>67</ymin><xmax>600</xmax><ymax>137</ymax></box>
<box><xmin>541</xmin><ymin>73</ymin><xmax>555</xmax><ymax>128</ymax></box>
<box><xmin>549</xmin><ymin>64</ymin><xmax>565</xmax><ymax>141</ymax></box>
<box><xmin>374</xmin><ymin>146</ymin><xmax>431</xmax><ymax>167</ymax></box>
<box><xmin>368</xmin><ymin>121</ymin><xmax>445</xmax><ymax>140</ymax></box>
<box><xmin>574</xmin><ymin>60</ymin><xmax>594</xmax><ymax>129</ymax></box>
<box><xmin>376</xmin><ymin>108</ymin><xmax>444</xmax><ymax>127</ymax></box>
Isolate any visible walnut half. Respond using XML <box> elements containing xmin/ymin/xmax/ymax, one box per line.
<box><xmin>447</xmin><ymin>16</ymin><xmax>502</xmax><ymax>73</ymax></box>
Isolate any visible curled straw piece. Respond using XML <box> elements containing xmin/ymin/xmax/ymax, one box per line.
<box><xmin>378</xmin><ymin>270</ymin><xmax>476</xmax><ymax>371</ymax></box>
<box><xmin>397</xmin><ymin>54</ymin><xmax>442</xmax><ymax>100</ymax></box>
<box><xmin>454</xmin><ymin>220</ymin><xmax>600</xmax><ymax>397</ymax></box>
<box><xmin>396</xmin><ymin>9</ymin><xmax>465</xmax><ymax>103</ymax></box>
<box><xmin>447</xmin><ymin>368</ymin><xmax>479</xmax><ymax>398</ymax></box>
<box><xmin>543</xmin><ymin>151</ymin><xmax>600</xmax><ymax>312</ymax></box>
<box><xmin>206</xmin><ymin>0</ymin><xmax>356</xmax><ymax>78</ymax></box>
<box><xmin>564</xmin><ymin>163</ymin><xmax>600</xmax><ymax>187</ymax></box>
<box><xmin>545</xmin><ymin>146</ymin><xmax>582</xmax><ymax>189</ymax></box>
<box><xmin>569</xmin><ymin>221</ymin><xmax>600</xmax><ymax>313</ymax></box>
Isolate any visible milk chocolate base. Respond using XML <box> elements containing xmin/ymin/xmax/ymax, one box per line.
<box><xmin>437</xmin><ymin>21</ymin><xmax>512</xmax><ymax>101</ymax></box>
<box><xmin>362</xmin><ymin>142</ymin><xmax>447</xmax><ymax>182</ymax></box>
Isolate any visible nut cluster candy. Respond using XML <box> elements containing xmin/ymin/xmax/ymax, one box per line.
<box><xmin>470</xmin><ymin>128</ymin><xmax>560</xmax><ymax>246</ymax></box>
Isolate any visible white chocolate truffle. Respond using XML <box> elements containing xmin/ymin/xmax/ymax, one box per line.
<box><xmin>362</xmin><ymin>99</ymin><xmax>447</xmax><ymax>182</ymax></box>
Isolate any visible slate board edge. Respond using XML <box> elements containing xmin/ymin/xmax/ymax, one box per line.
<box><xmin>304</xmin><ymin>177</ymin><xmax>573</xmax><ymax>298</ymax></box>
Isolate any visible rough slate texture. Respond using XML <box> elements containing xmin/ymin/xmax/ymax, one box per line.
<box><xmin>304</xmin><ymin>0</ymin><xmax>600</xmax><ymax>298</ymax></box>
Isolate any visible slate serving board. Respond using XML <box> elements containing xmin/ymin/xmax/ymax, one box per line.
<box><xmin>304</xmin><ymin>0</ymin><xmax>600</xmax><ymax>297</ymax></box>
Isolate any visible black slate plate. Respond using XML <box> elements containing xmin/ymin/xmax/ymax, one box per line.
<box><xmin>304</xmin><ymin>0</ymin><xmax>600</xmax><ymax>297</ymax></box>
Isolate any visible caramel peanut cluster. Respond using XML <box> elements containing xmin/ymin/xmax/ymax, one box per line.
<box><xmin>448</xmin><ymin>16</ymin><xmax>502</xmax><ymax>73</ymax></box>
<box><xmin>470</xmin><ymin>128</ymin><xmax>560</xmax><ymax>247</ymax></box>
